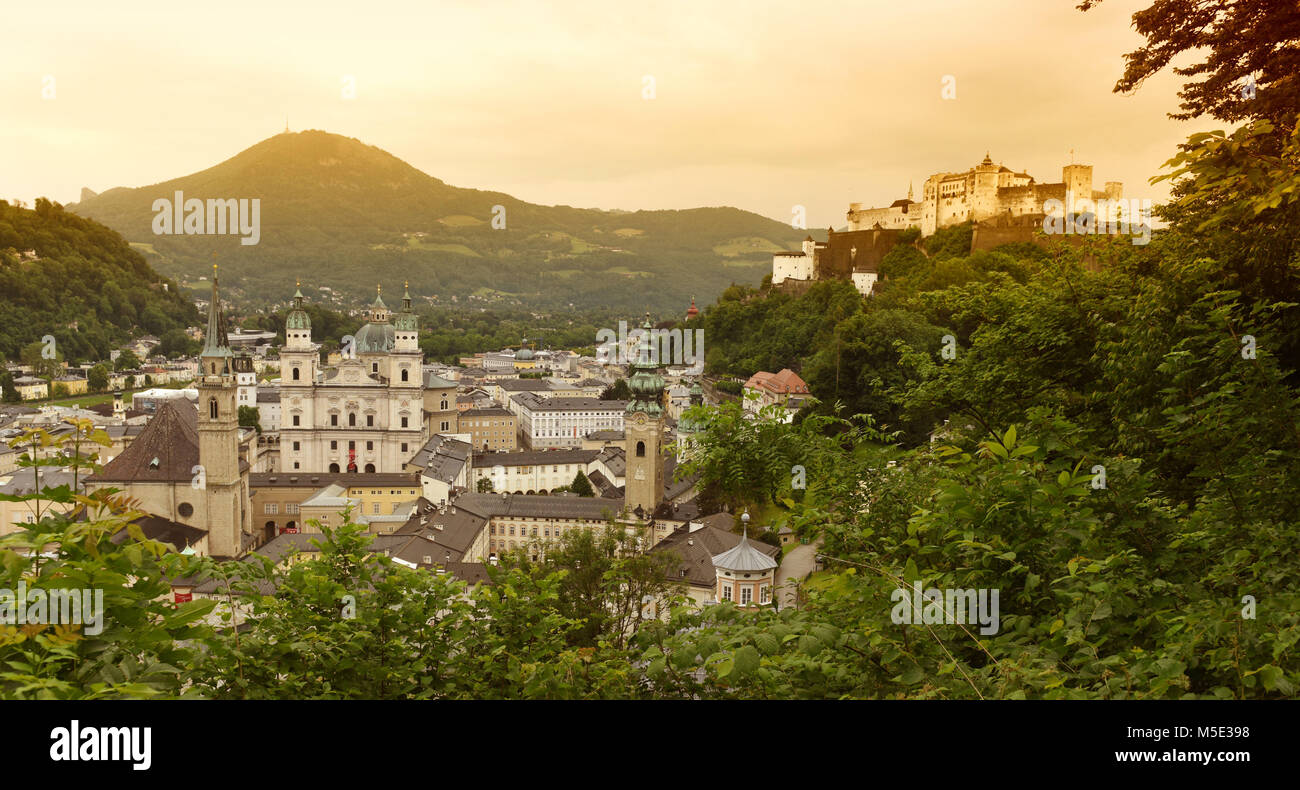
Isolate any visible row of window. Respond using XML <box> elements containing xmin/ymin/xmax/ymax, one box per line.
<box><xmin>263</xmin><ymin>503</ymin><xmax>301</xmax><ymax>515</ymax></box>
<box><xmin>719</xmin><ymin>584</ymin><xmax>771</xmax><ymax>605</ymax></box>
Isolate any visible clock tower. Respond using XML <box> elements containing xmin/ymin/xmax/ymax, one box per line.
<box><xmin>624</xmin><ymin>314</ymin><xmax>665</xmax><ymax>520</ymax></box>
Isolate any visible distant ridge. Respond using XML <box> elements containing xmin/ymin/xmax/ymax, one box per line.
<box><xmin>69</xmin><ymin>130</ymin><xmax>815</xmax><ymax>312</ymax></box>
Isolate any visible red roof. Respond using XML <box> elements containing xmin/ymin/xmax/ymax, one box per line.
<box><xmin>743</xmin><ymin>369</ymin><xmax>808</xmax><ymax>395</ymax></box>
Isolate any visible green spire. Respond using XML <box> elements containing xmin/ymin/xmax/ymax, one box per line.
<box><xmin>202</xmin><ymin>264</ymin><xmax>232</xmax><ymax>361</ymax></box>
<box><xmin>626</xmin><ymin>312</ymin><xmax>664</xmax><ymax>416</ymax></box>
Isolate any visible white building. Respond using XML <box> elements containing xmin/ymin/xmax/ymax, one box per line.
<box><xmin>277</xmin><ymin>285</ymin><xmax>425</xmax><ymax>474</ymax></box>
<box><xmin>512</xmin><ymin>393</ymin><xmax>627</xmax><ymax>450</ymax></box>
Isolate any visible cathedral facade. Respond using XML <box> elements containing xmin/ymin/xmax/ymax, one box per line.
<box><xmin>277</xmin><ymin>285</ymin><xmax>425</xmax><ymax>474</ymax></box>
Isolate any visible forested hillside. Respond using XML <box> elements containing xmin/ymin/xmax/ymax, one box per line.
<box><xmin>0</xmin><ymin>199</ymin><xmax>200</xmax><ymax>362</ymax></box>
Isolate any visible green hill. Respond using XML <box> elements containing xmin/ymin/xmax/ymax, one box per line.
<box><xmin>0</xmin><ymin>199</ymin><xmax>200</xmax><ymax>362</ymax></box>
<box><xmin>68</xmin><ymin>130</ymin><xmax>814</xmax><ymax>312</ymax></box>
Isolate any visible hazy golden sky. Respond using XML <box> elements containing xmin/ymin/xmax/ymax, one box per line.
<box><xmin>2</xmin><ymin>0</ymin><xmax>1200</xmax><ymax>227</ymax></box>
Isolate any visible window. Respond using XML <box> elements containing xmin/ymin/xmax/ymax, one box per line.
<box><xmin>209</xmin><ymin>398</ymin><xmax>218</xmax><ymax>419</ymax></box>
<box><xmin>292</xmin><ymin>415</ymin><xmax>300</xmax><ymax>426</ymax></box>
<box><xmin>367</xmin><ymin>415</ymin><xmax>374</xmax><ymax>427</ymax></box>
<box><xmin>331</xmin><ymin>440</ymin><xmax>337</xmax><ymax>450</ymax></box>
<box><xmin>636</xmin><ymin>440</ymin><xmax>645</xmax><ymax>457</ymax></box>
<box><xmin>348</xmin><ymin>441</ymin><xmax>356</xmax><ymax>450</ymax></box>
<box><xmin>366</xmin><ymin>441</ymin><xmax>373</xmax><ymax>451</ymax></box>
<box><xmin>441</xmin><ymin>421</ymin><xmax>449</xmax><ymax>431</ymax></box>
<box><xmin>292</xmin><ymin>367</ymin><xmax>300</xmax><ymax>381</ymax></box>
<box><xmin>440</xmin><ymin>399</ymin><xmax>448</xmax><ymax>410</ymax></box>
<box><xmin>372</xmin><ymin>503</ymin><xmax>380</xmax><ymax>514</ymax></box>
<box><xmin>331</xmin><ymin>414</ymin><xmax>338</xmax><ymax>426</ymax></box>
<box><xmin>349</xmin><ymin>413</ymin><xmax>356</xmax><ymax>427</ymax></box>
<box><xmin>760</xmin><ymin>585</ymin><xmax>770</xmax><ymax>604</ymax></box>
<box><xmin>293</xmin><ymin>441</ymin><xmax>300</xmax><ymax>451</ymax></box>
<box><xmin>372</xmin><ymin>363</ymin><xmax>378</xmax><ymax>373</ymax></box>
<box><xmin>264</xmin><ymin>503</ymin><xmax>278</xmax><ymax>515</ymax></box>
<box><xmin>721</xmin><ymin>584</ymin><xmax>732</xmax><ymax>602</ymax></box>
<box><xmin>401</xmin><ymin>369</ymin><xmax>409</xmax><ymax>382</ymax></box>
<box><xmin>401</xmin><ymin>443</ymin><xmax>408</xmax><ymax>453</ymax></box>
<box><xmin>287</xmin><ymin>504</ymin><xmax>299</xmax><ymax>514</ymax></box>
<box><xmin>401</xmin><ymin>417</ymin><xmax>408</xmax><ymax>428</ymax></box>
<box><xmin>740</xmin><ymin>586</ymin><xmax>753</xmax><ymax>605</ymax></box>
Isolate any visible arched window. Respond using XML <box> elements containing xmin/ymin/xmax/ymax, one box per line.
<box><xmin>209</xmin><ymin>398</ymin><xmax>218</xmax><ymax>419</ymax></box>
<box><xmin>636</xmin><ymin>440</ymin><xmax>645</xmax><ymax>457</ymax></box>
<box><xmin>401</xmin><ymin>369</ymin><xmax>408</xmax><ymax>382</ymax></box>
<box><xmin>348</xmin><ymin>413</ymin><xmax>356</xmax><ymax>427</ymax></box>
<box><xmin>364</xmin><ymin>463</ymin><xmax>375</xmax><ymax>473</ymax></box>
<box><xmin>329</xmin><ymin>463</ymin><xmax>340</xmax><ymax>473</ymax></box>
<box><xmin>292</xmin><ymin>367</ymin><xmax>300</xmax><ymax>381</ymax></box>
<box><xmin>441</xmin><ymin>399</ymin><xmax>448</xmax><ymax>410</ymax></box>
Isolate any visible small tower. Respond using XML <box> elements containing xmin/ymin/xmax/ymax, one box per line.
<box><xmin>711</xmin><ymin>511</ymin><xmax>778</xmax><ymax>607</ymax></box>
<box><xmin>391</xmin><ymin>282</ymin><xmax>422</xmax><ymax>391</ymax></box>
<box><xmin>281</xmin><ymin>281</ymin><xmax>317</xmax><ymax>386</ymax></box>
<box><xmin>624</xmin><ymin>313</ymin><xmax>665</xmax><ymax>520</ymax></box>
<box><xmin>685</xmin><ymin>296</ymin><xmax>699</xmax><ymax>321</ymax></box>
<box><xmin>196</xmin><ymin>266</ymin><xmax>247</xmax><ymax>558</ymax></box>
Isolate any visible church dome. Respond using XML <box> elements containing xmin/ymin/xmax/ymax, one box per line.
<box><xmin>354</xmin><ymin>320</ymin><xmax>395</xmax><ymax>353</ymax></box>
<box><xmin>516</xmin><ymin>348</ymin><xmax>535</xmax><ymax>361</ymax></box>
<box><xmin>286</xmin><ymin>286</ymin><xmax>311</xmax><ymax>330</ymax></box>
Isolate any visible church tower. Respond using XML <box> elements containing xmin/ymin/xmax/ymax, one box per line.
<box><xmin>197</xmin><ymin>265</ymin><xmax>247</xmax><ymax>558</ymax></box>
<box><xmin>624</xmin><ymin>314</ymin><xmax>665</xmax><ymax>520</ymax></box>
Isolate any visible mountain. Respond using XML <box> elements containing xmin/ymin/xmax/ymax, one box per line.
<box><xmin>68</xmin><ymin>130</ymin><xmax>814</xmax><ymax>313</ymax></box>
<box><xmin>0</xmin><ymin>199</ymin><xmax>200</xmax><ymax>363</ymax></box>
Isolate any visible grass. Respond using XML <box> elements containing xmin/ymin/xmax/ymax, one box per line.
<box><xmin>613</xmin><ymin>228</ymin><xmax>645</xmax><ymax>238</ymax></box>
<box><xmin>712</xmin><ymin>236</ymin><xmax>787</xmax><ymax>257</ymax></box>
<box><xmin>437</xmin><ymin>215</ymin><xmax>485</xmax><ymax>227</ymax></box>
<box><xmin>404</xmin><ymin>238</ymin><xmax>481</xmax><ymax>257</ymax></box>
<box><xmin>23</xmin><ymin>380</ymin><xmax>193</xmax><ymax>410</ymax></box>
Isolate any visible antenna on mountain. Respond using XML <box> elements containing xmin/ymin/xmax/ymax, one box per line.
<box><xmin>284</xmin><ymin>117</ymin><xmax>290</xmax><ymax>134</ymax></box>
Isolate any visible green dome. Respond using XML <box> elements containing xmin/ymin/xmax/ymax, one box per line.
<box><xmin>287</xmin><ymin>286</ymin><xmax>311</xmax><ymax>330</ymax></box>
<box><xmin>516</xmin><ymin>348</ymin><xmax>535</xmax><ymax>360</ymax></box>
<box><xmin>354</xmin><ymin>321</ymin><xmax>395</xmax><ymax>353</ymax></box>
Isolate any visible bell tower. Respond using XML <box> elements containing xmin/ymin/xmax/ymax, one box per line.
<box><xmin>624</xmin><ymin>314</ymin><xmax>665</xmax><ymax>520</ymax></box>
<box><xmin>197</xmin><ymin>265</ymin><xmax>247</xmax><ymax>558</ymax></box>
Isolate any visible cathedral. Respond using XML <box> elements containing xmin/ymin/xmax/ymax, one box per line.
<box><xmin>278</xmin><ymin>284</ymin><xmax>426</xmax><ymax>474</ymax></box>
<box><xmin>86</xmin><ymin>266</ymin><xmax>255</xmax><ymax>559</ymax></box>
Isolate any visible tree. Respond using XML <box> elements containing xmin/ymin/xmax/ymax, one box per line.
<box><xmin>600</xmin><ymin>379</ymin><xmax>631</xmax><ymax>400</ymax></box>
<box><xmin>238</xmin><ymin>405</ymin><xmax>262</xmax><ymax>434</ymax></box>
<box><xmin>114</xmin><ymin>349</ymin><xmax>141</xmax><ymax>371</ymax></box>
<box><xmin>20</xmin><ymin>340</ymin><xmax>61</xmax><ymax>380</ymax></box>
<box><xmin>1079</xmin><ymin>0</ymin><xmax>1300</xmax><ymax>126</ymax></box>
<box><xmin>87</xmin><ymin>363</ymin><xmax>109</xmax><ymax>393</ymax></box>
<box><xmin>570</xmin><ymin>469</ymin><xmax>595</xmax><ymax>497</ymax></box>
<box><xmin>477</xmin><ymin>477</ymin><xmax>495</xmax><ymax>493</ymax></box>
<box><xmin>158</xmin><ymin>329</ymin><xmax>198</xmax><ymax>359</ymax></box>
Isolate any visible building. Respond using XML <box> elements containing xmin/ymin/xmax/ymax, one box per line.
<box><xmin>711</xmin><ymin>528</ymin><xmax>779</xmax><ymax>607</ymax></box>
<box><xmin>10</xmin><ymin>376</ymin><xmax>47</xmax><ymax>401</ymax></box>
<box><xmin>248</xmin><ymin>471</ymin><xmax>421</xmax><ymax>538</ymax></box>
<box><xmin>513</xmin><ymin>393</ymin><xmax>627</xmax><ymax>450</ymax></box>
<box><xmin>405</xmin><ymin>434</ymin><xmax>473</xmax><ymax>505</ymax></box>
<box><xmin>277</xmin><ymin>284</ymin><xmax>425</xmax><ymax>473</ymax></box>
<box><xmin>743</xmin><ymin>369</ymin><xmax>810</xmax><ymax>421</ymax></box>
<box><xmin>650</xmin><ymin>520</ymin><xmax>781</xmax><ymax>607</ymax></box>
<box><xmin>471</xmin><ymin>448</ymin><xmax>599</xmax><ymax>495</ymax></box>
<box><xmin>256</xmin><ymin>388</ymin><xmax>281</xmax><ymax>431</ymax></box>
<box><xmin>0</xmin><ymin>468</ymin><xmax>82</xmax><ymax>536</ymax></box>
<box><xmin>460</xmin><ymin>407</ymin><xmax>517</xmax><ymax>451</ymax></box>
<box><xmin>776</xmin><ymin>155</ymin><xmax>1127</xmax><ymax>295</ymax></box>
<box><xmin>85</xmin><ymin>269</ymin><xmax>255</xmax><ymax>559</ymax></box>
<box><xmin>422</xmin><ymin>371</ymin><xmax>459</xmax><ymax>437</ymax></box>
<box><xmin>846</xmin><ymin>154</ymin><xmax>1122</xmax><ymax>237</ymax></box>
<box><xmin>624</xmin><ymin>315</ymin><xmax>666</xmax><ymax>522</ymax></box>
<box><xmin>132</xmin><ymin>388</ymin><xmax>198</xmax><ymax>413</ymax></box>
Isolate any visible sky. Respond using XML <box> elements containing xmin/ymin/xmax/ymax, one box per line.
<box><xmin>0</xmin><ymin>0</ymin><xmax>1202</xmax><ymax>228</ymax></box>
